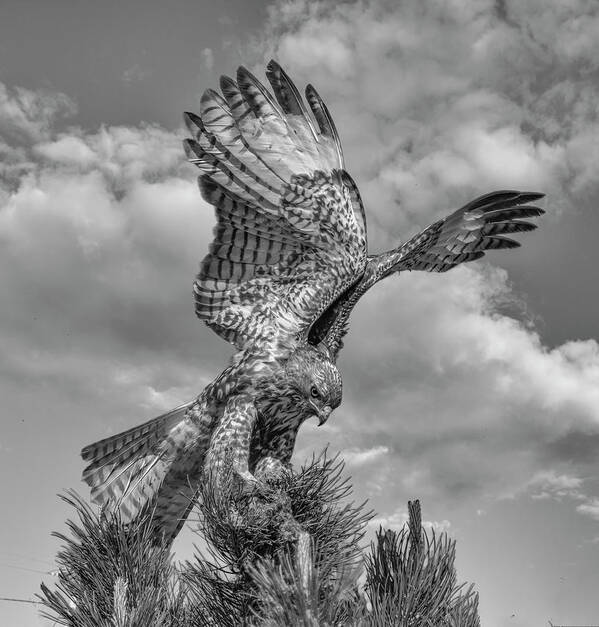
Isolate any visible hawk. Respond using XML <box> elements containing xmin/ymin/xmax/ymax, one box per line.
<box><xmin>81</xmin><ymin>61</ymin><xmax>544</xmax><ymax>544</ymax></box>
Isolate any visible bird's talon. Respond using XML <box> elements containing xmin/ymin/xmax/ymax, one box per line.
<box><xmin>234</xmin><ymin>469</ymin><xmax>265</xmax><ymax>497</ymax></box>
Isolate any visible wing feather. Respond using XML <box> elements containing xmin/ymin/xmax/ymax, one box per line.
<box><xmin>186</xmin><ymin>62</ymin><xmax>368</xmax><ymax>355</ymax></box>
<box><xmin>317</xmin><ymin>189</ymin><xmax>544</xmax><ymax>357</ymax></box>
<box><xmin>237</xmin><ymin>65</ymin><xmax>285</xmax><ymax>121</ymax></box>
<box><xmin>265</xmin><ymin>60</ymin><xmax>319</xmax><ymax>141</ymax></box>
<box><xmin>305</xmin><ymin>83</ymin><xmax>344</xmax><ymax>168</ymax></box>
<box><xmin>390</xmin><ymin>190</ymin><xmax>544</xmax><ymax>273</ymax></box>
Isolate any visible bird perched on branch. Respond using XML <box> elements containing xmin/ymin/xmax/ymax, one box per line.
<box><xmin>81</xmin><ymin>60</ymin><xmax>544</xmax><ymax>544</ymax></box>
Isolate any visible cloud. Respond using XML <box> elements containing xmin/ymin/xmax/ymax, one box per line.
<box><xmin>34</xmin><ymin>124</ymin><xmax>184</xmax><ymax>185</ymax></box>
<box><xmin>369</xmin><ymin>507</ymin><xmax>451</xmax><ymax>534</ymax></box>
<box><xmin>0</xmin><ymin>84</ymin><xmax>224</xmax><ymax>428</ymax></box>
<box><xmin>122</xmin><ymin>64</ymin><xmax>151</xmax><ymax>84</ymax></box>
<box><xmin>2</xmin><ymin>0</ymin><xmax>599</xmax><ymax>541</ymax></box>
<box><xmin>261</xmin><ymin>0</ymin><xmax>599</xmax><ymax>226</ymax></box>
<box><xmin>576</xmin><ymin>499</ymin><xmax>599</xmax><ymax>522</ymax></box>
<box><xmin>526</xmin><ymin>471</ymin><xmax>584</xmax><ymax>501</ymax></box>
<box><xmin>343</xmin><ymin>445</ymin><xmax>390</xmax><ymax>468</ymax></box>
<box><xmin>523</xmin><ymin>470</ymin><xmax>599</xmax><ymax>522</ymax></box>
<box><xmin>0</xmin><ymin>83</ymin><xmax>76</xmax><ymax>144</ymax></box>
<box><xmin>259</xmin><ymin>0</ymin><xmax>599</xmax><ymax>526</ymax></box>
<box><xmin>201</xmin><ymin>48</ymin><xmax>215</xmax><ymax>72</ymax></box>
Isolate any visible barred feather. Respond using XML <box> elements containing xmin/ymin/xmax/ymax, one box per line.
<box><xmin>266</xmin><ymin>60</ymin><xmax>319</xmax><ymax>141</ymax></box>
<box><xmin>390</xmin><ymin>190</ymin><xmax>545</xmax><ymax>274</ymax></box>
<box><xmin>319</xmin><ymin>190</ymin><xmax>544</xmax><ymax>356</ymax></box>
<box><xmin>185</xmin><ymin>61</ymin><xmax>368</xmax><ymax>354</ymax></box>
<box><xmin>185</xmin><ymin>107</ymin><xmax>283</xmax><ymax>198</ymax></box>
<box><xmin>237</xmin><ymin>65</ymin><xmax>284</xmax><ymax>121</ymax></box>
<box><xmin>305</xmin><ymin>83</ymin><xmax>344</xmax><ymax>168</ymax></box>
<box><xmin>81</xmin><ymin>402</ymin><xmax>197</xmax><ymax>526</ymax></box>
<box><xmin>220</xmin><ymin>75</ymin><xmax>254</xmax><ymax>125</ymax></box>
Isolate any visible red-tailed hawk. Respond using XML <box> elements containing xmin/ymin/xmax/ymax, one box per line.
<box><xmin>81</xmin><ymin>61</ymin><xmax>544</xmax><ymax>543</ymax></box>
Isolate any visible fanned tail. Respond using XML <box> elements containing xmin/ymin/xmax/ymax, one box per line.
<box><xmin>81</xmin><ymin>400</ymin><xmax>209</xmax><ymax>538</ymax></box>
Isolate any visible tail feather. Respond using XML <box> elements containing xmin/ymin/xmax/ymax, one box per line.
<box><xmin>82</xmin><ymin>423</ymin><xmax>168</xmax><ymax>485</ymax></box>
<box><xmin>81</xmin><ymin>401</ymin><xmax>195</xmax><ymax>524</ymax></box>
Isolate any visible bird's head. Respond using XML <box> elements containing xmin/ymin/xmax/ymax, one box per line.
<box><xmin>284</xmin><ymin>345</ymin><xmax>342</xmax><ymax>425</ymax></box>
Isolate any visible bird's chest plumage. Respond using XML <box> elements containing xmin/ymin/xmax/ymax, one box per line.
<box><xmin>249</xmin><ymin>395</ymin><xmax>310</xmax><ymax>469</ymax></box>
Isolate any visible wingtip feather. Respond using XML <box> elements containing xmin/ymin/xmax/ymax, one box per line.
<box><xmin>183</xmin><ymin>111</ymin><xmax>202</xmax><ymax>135</ymax></box>
<box><xmin>266</xmin><ymin>58</ymin><xmax>280</xmax><ymax>73</ymax></box>
<box><xmin>183</xmin><ymin>138</ymin><xmax>201</xmax><ymax>160</ymax></box>
<box><xmin>219</xmin><ymin>74</ymin><xmax>237</xmax><ymax>93</ymax></box>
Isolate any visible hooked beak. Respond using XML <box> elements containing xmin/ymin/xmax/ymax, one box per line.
<box><xmin>317</xmin><ymin>405</ymin><xmax>332</xmax><ymax>426</ymax></box>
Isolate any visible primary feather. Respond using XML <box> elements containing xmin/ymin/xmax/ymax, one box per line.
<box><xmin>186</xmin><ymin>62</ymin><xmax>368</xmax><ymax>370</ymax></box>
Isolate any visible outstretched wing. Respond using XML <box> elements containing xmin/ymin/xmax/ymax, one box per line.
<box><xmin>315</xmin><ymin>190</ymin><xmax>544</xmax><ymax>357</ymax></box>
<box><xmin>387</xmin><ymin>190</ymin><xmax>545</xmax><ymax>274</ymax></box>
<box><xmin>184</xmin><ymin>61</ymin><xmax>367</xmax><ymax>354</ymax></box>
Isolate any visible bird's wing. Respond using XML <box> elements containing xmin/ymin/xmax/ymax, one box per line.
<box><xmin>316</xmin><ymin>190</ymin><xmax>544</xmax><ymax>358</ymax></box>
<box><xmin>385</xmin><ymin>190</ymin><xmax>545</xmax><ymax>274</ymax></box>
<box><xmin>185</xmin><ymin>61</ymin><xmax>367</xmax><ymax>355</ymax></box>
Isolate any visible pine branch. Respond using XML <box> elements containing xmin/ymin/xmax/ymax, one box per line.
<box><xmin>182</xmin><ymin>450</ymin><xmax>372</xmax><ymax>625</ymax></box>
<box><xmin>38</xmin><ymin>491</ymin><xmax>187</xmax><ymax>627</ymax></box>
<box><xmin>248</xmin><ymin>531</ymin><xmax>367</xmax><ymax>626</ymax></box>
<box><xmin>364</xmin><ymin>499</ymin><xmax>480</xmax><ymax>627</ymax></box>
<box><xmin>40</xmin><ymin>467</ymin><xmax>480</xmax><ymax>626</ymax></box>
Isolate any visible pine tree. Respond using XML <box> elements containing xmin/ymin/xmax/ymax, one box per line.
<box><xmin>364</xmin><ymin>501</ymin><xmax>480</xmax><ymax>626</ymax></box>
<box><xmin>39</xmin><ymin>455</ymin><xmax>479</xmax><ymax>626</ymax></box>
<box><xmin>38</xmin><ymin>492</ymin><xmax>187</xmax><ymax>626</ymax></box>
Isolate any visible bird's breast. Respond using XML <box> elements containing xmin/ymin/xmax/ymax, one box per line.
<box><xmin>250</xmin><ymin>396</ymin><xmax>311</xmax><ymax>467</ymax></box>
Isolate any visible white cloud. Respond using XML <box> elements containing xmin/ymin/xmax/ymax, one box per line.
<box><xmin>262</xmin><ymin>0</ymin><xmax>599</xmax><ymax>523</ymax></box>
<box><xmin>526</xmin><ymin>471</ymin><xmax>584</xmax><ymax>501</ymax></box>
<box><xmin>369</xmin><ymin>506</ymin><xmax>451</xmax><ymax>534</ymax></box>
<box><xmin>201</xmin><ymin>48</ymin><xmax>214</xmax><ymax>72</ymax></box>
<box><xmin>122</xmin><ymin>64</ymin><xmax>151</xmax><ymax>84</ymax></box>
<box><xmin>35</xmin><ymin>135</ymin><xmax>98</xmax><ymax>166</ymax></box>
<box><xmin>0</xmin><ymin>83</ymin><xmax>75</xmax><ymax>144</ymax></box>
<box><xmin>576</xmin><ymin>499</ymin><xmax>599</xmax><ymax>522</ymax></box>
<box><xmin>343</xmin><ymin>445</ymin><xmax>390</xmax><ymax>467</ymax></box>
<box><xmin>34</xmin><ymin>124</ymin><xmax>184</xmax><ymax>185</ymax></box>
<box><xmin>1</xmin><ymin>0</ymin><xmax>599</xmax><ymax>539</ymax></box>
<box><xmin>0</xmin><ymin>82</ymin><xmax>220</xmax><ymax>421</ymax></box>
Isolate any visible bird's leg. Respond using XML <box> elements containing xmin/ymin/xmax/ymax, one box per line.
<box><xmin>254</xmin><ymin>455</ymin><xmax>292</xmax><ymax>487</ymax></box>
<box><xmin>235</xmin><ymin>468</ymin><xmax>261</xmax><ymax>496</ymax></box>
<box><xmin>205</xmin><ymin>394</ymin><xmax>265</xmax><ymax>497</ymax></box>
<box><xmin>239</xmin><ymin>455</ymin><xmax>302</xmax><ymax>543</ymax></box>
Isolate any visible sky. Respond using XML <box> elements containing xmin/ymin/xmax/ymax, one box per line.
<box><xmin>1</xmin><ymin>0</ymin><xmax>599</xmax><ymax>625</ymax></box>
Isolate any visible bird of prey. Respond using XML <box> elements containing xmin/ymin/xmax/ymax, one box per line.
<box><xmin>81</xmin><ymin>60</ymin><xmax>544</xmax><ymax>544</ymax></box>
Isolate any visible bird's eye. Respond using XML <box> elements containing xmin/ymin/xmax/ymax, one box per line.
<box><xmin>310</xmin><ymin>385</ymin><xmax>321</xmax><ymax>399</ymax></box>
